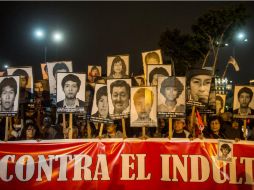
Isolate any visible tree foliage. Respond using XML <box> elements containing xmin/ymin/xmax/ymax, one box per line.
<box><xmin>159</xmin><ymin>4</ymin><xmax>249</xmax><ymax>75</ymax></box>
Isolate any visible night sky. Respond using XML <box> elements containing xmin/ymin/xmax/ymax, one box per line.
<box><xmin>0</xmin><ymin>1</ymin><xmax>254</xmax><ymax>84</ymax></box>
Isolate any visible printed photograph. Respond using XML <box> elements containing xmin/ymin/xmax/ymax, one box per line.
<box><xmin>217</xmin><ymin>140</ymin><xmax>233</xmax><ymax>162</ymax></box>
<box><xmin>88</xmin><ymin>65</ymin><xmax>101</xmax><ymax>83</ymax></box>
<box><xmin>130</xmin><ymin>86</ymin><xmax>157</xmax><ymax>127</ymax></box>
<box><xmin>107</xmin><ymin>78</ymin><xmax>131</xmax><ymax>119</ymax></box>
<box><xmin>41</xmin><ymin>63</ymin><xmax>48</xmax><ymax>80</ymax></box>
<box><xmin>147</xmin><ymin>64</ymin><xmax>171</xmax><ymax>86</ymax></box>
<box><xmin>0</xmin><ymin>76</ymin><xmax>20</xmax><ymax>114</ymax></box>
<box><xmin>233</xmin><ymin>86</ymin><xmax>254</xmax><ymax>118</ymax></box>
<box><xmin>56</xmin><ymin>72</ymin><xmax>86</xmax><ymax>113</ymax></box>
<box><xmin>216</xmin><ymin>94</ymin><xmax>226</xmax><ymax>115</ymax></box>
<box><xmin>158</xmin><ymin>76</ymin><xmax>186</xmax><ymax>115</ymax></box>
<box><xmin>107</xmin><ymin>55</ymin><xmax>129</xmax><ymax>79</ymax></box>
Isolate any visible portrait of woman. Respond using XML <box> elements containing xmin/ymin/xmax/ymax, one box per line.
<box><xmin>158</xmin><ymin>77</ymin><xmax>185</xmax><ymax>113</ymax></box>
<box><xmin>88</xmin><ymin>65</ymin><xmax>101</xmax><ymax>83</ymax></box>
<box><xmin>107</xmin><ymin>55</ymin><xmax>129</xmax><ymax>79</ymax></box>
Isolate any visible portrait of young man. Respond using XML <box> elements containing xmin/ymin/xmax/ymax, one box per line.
<box><xmin>107</xmin><ymin>55</ymin><xmax>129</xmax><ymax>79</ymax></box>
<box><xmin>187</xmin><ymin>68</ymin><xmax>212</xmax><ymax>105</ymax></box>
<box><xmin>147</xmin><ymin>64</ymin><xmax>171</xmax><ymax>86</ymax></box>
<box><xmin>0</xmin><ymin>76</ymin><xmax>20</xmax><ymax>114</ymax></box>
<box><xmin>90</xmin><ymin>84</ymin><xmax>112</xmax><ymax>124</ymax></box>
<box><xmin>107</xmin><ymin>79</ymin><xmax>131</xmax><ymax>119</ymax></box>
<box><xmin>130</xmin><ymin>87</ymin><xmax>157</xmax><ymax>127</ymax></box>
<box><xmin>158</xmin><ymin>76</ymin><xmax>186</xmax><ymax>116</ymax></box>
<box><xmin>47</xmin><ymin>61</ymin><xmax>73</xmax><ymax>95</ymax></box>
<box><xmin>56</xmin><ymin>73</ymin><xmax>86</xmax><ymax>113</ymax></box>
<box><xmin>233</xmin><ymin>86</ymin><xmax>254</xmax><ymax>117</ymax></box>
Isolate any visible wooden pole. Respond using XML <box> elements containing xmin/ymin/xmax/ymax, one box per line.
<box><xmin>142</xmin><ymin>126</ymin><xmax>146</xmax><ymax>139</ymax></box>
<box><xmin>168</xmin><ymin>118</ymin><xmax>173</xmax><ymax>140</ymax></box>
<box><xmin>191</xmin><ymin>106</ymin><xmax>196</xmax><ymax>138</ymax></box>
<box><xmin>4</xmin><ymin>117</ymin><xmax>9</xmax><ymax>142</ymax></box>
<box><xmin>98</xmin><ymin>123</ymin><xmax>104</xmax><ymax>139</ymax></box>
<box><xmin>243</xmin><ymin>119</ymin><xmax>247</xmax><ymax>141</ymax></box>
<box><xmin>68</xmin><ymin>113</ymin><xmax>73</xmax><ymax>139</ymax></box>
<box><xmin>122</xmin><ymin>118</ymin><xmax>127</xmax><ymax>139</ymax></box>
<box><xmin>62</xmin><ymin>113</ymin><xmax>67</xmax><ymax>139</ymax></box>
<box><xmin>87</xmin><ymin>121</ymin><xmax>92</xmax><ymax>138</ymax></box>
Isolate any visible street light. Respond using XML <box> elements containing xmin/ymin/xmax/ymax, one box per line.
<box><xmin>4</xmin><ymin>64</ymin><xmax>9</xmax><ymax>69</ymax></box>
<box><xmin>34</xmin><ymin>29</ymin><xmax>45</xmax><ymax>39</ymax></box>
<box><xmin>52</xmin><ymin>31</ymin><xmax>63</xmax><ymax>43</ymax></box>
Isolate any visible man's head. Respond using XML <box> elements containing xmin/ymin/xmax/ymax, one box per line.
<box><xmin>12</xmin><ymin>69</ymin><xmax>29</xmax><ymax>89</ymax></box>
<box><xmin>160</xmin><ymin>77</ymin><xmax>184</xmax><ymax>101</ymax></box>
<box><xmin>145</xmin><ymin>52</ymin><xmax>160</xmax><ymax>64</ymax></box>
<box><xmin>53</xmin><ymin>63</ymin><xmax>69</xmax><ymax>79</ymax></box>
<box><xmin>110</xmin><ymin>80</ymin><xmax>130</xmax><ymax>114</ymax></box>
<box><xmin>110</xmin><ymin>56</ymin><xmax>127</xmax><ymax>75</ymax></box>
<box><xmin>188</xmin><ymin>69</ymin><xmax>212</xmax><ymax>104</ymax></box>
<box><xmin>174</xmin><ymin>119</ymin><xmax>186</xmax><ymax>133</ymax></box>
<box><xmin>61</xmin><ymin>74</ymin><xmax>81</xmax><ymax>100</ymax></box>
<box><xmin>237</xmin><ymin>87</ymin><xmax>253</xmax><ymax>108</ymax></box>
<box><xmin>149</xmin><ymin>67</ymin><xmax>169</xmax><ymax>86</ymax></box>
<box><xmin>133</xmin><ymin>88</ymin><xmax>154</xmax><ymax>120</ymax></box>
<box><xmin>0</xmin><ymin>77</ymin><xmax>17</xmax><ymax>111</ymax></box>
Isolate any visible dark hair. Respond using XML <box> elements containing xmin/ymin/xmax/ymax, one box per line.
<box><xmin>90</xmin><ymin>66</ymin><xmax>100</xmax><ymax>76</ymax></box>
<box><xmin>20</xmin><ymin>123</ymin><xmax>40</xmax><ymax>140</ymax></box>
<box><xmin>238</xmin><ymin>87</ymin><xmax>253</xmax><ymax>100</ymax></box>
<box><xmin>110</xmin><ymin>56</ymin><xmax>127</xmax><ymax>76</ymax></box>
<box><xmin>216</xmin><ymin>95</ymin><xmax>224</xmax><ymax>107</ymax></box>
<box><xmin>0</xmin><ymin>77</ymin><xmax>17</xmax><ymax>96</ymax></box>
<box><xmin>149</xmin><ymin>67</ymin><xmax>169</xmax><ymax>85</ymax></box>
<box><xmin>208</xmin><ymin>115</ymin><xmax>223</xmax><ymax>128</ymax></box>
<box><xmin>12</xmin><ymin>69</ymin><xmax>29</xmax><ymax>81</ymax></box>
<box><xmin>110</xmin><ymin>80</ymin><xmax>130</xmax><ymax>96</ymax></box>
<box><xmin>160</xmin><ymin>77</ymin><xmax>184</xmax><ymax>98</ymax></box>
<box><xmin>53</xmin><ymin>63</ymin><xmax>69</xmax><ymax>77</ymax></box>
<box><xmin>187</xmin><ymin>69</ymin><xmax>212</xmax><ymax>85</ymax></box>
<box><xmin>96</xmin><ymin>86</ymin><xmax>107</xmax><ymax>106</ymax></box>
<box><xmin>220</xmin><ymin>143</ymin><xmax>231</xmax><ymax>152</ymax></box>
<box><xmin>145</xmin><ymin>52</ymin><xmax>160</xmax><ymax>64</ymax></box>
<box><xmin>133</xmin><ymin>87</ymin><xmax>154</xmax><ymax>105</ymax></box>
<box><xmin>61</xmin><ymin>74</ymin><xmax>81</xmax><ymax>91</ymax></box>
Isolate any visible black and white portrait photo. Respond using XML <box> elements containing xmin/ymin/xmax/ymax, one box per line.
<box><xmin>158</xmin><ymin>76</ymin><xmax>186</xmax><ymax>117</ymax></box>
<box><xmin>147</xmin><ymin>64</ymin><xmax>171</xmax><ymax>86</ymax></box>
<box><xmin>56</xmin><ymin>73</ymin><xmax>86</xmax><ymax>113</ymax></box>
<box><xmin>216</xmin><ymin>94</ymin><xmax>226</xmax><ymax>115</ymax></box>
<box><xmin>233</xmin><ymin>86</ymin><xmax>254</xmax><ymax>118</ymax></box>
<box><xmin>107</xmin><ymin>55</ymin><xmax>129</xmax><ymax>79</ymax></box>
<box><xmin>130</xmin><ymin>87</ymin><xmax>157</xmax><ymax>127</ymax></box>
<box><xmin>47</xmin><ymin>61</ymin><xmax>73</xmax><ymax>95</ymax></box>
<box><xmin>90</xmin><ymin>84</ymin><xmax>112</xmax><ymax>124</ymax></box>
<box><xmin>41</xmin><ymin>63</ymin><xmax>48</xmax><ymax>80</ymax></box>
<box><xmin>187</xmin><ymin>68</ymin><xmax>212</xmax><ymax>105</ymax></box>
<box><xmin>0</xmin><ymin>76</ymin><xmax>20</xmax><ymax>115</ymax></box>
<box><xmin>7</xmin><ymin>67</ymin><xmax>33</xmax><ymax>103</ymax></box>
<box><xmin>88</xmin><ymin>65</ymin><xmax>101</xmax><ymax>83</ymax></box>
<box><xmin>217</xmin><ymin>140</ymin><xmax>233</xmax><ymax>162</ymax></box>
<box><xmin>107</xmin><ymin>79</ymin><xmax>131</xmax><ymax>119</ymax></box>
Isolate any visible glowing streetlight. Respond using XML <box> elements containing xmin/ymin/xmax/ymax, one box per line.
<box><xmin>52</xmin><ymin>31</ymin><xmax>63</xmax><ymax>43</ymax></box>
<box><xmin>4</xmin><ymin>64</ymin><xmax>9</xmax><ymax>69</ymax></box>
<box><xmin>34</xmin><ymin>29</ymin><xmax>45</xmax><ymax>39</ymax></box>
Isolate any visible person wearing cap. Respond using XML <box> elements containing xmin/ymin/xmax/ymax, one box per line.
<box><xmin>158</xmin><ymin>77</ymin><xmax>185</xmax><ymax>113</ymax></box>
<box><xmin>187</xmin><ymin>68</ymin><xmax>212</xmax><ymax>104</ymax></box>
<box><xmin>173</xmin><ymin>119</ymin><xmax>190</xmax><ymax>138</ymax></box>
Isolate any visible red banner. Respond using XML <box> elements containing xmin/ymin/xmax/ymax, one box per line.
<box><xmin>0</xmin><ymin>139</ymin><xmax>254</xmax><ymax>190</ymax></box>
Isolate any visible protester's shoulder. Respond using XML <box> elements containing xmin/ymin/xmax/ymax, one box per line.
<box><xmin>78</xmin><ymin>99</ymin><xmax>85</xmax><ymax>106</ymax></box>
<box><xmin>56</xmin><ymin>100</ymin><xmax>64</xmax><ymax>107</ymax></box>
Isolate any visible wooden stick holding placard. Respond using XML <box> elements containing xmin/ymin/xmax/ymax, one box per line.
<box><xmin>168</xmin><ymin>118</ymin><xmax>173</xmax><ymax>140</ymax></box>
<box><xmin>190</xmin><ymin>106</ymin><xmax>196</xmax><ymax>138</ymax></box>
<box><xmin>98</xmin><ymin>123</ymin><xmax>104</xmax><ymax>139</ymax></box>
<box><xmin>68</xmin><ymin>113</ymin><xmax>73</xmax><ymax>139</ymax></box>
<box><xmin>121</xmin><ymin>118</ymin><xmax>127</xmax><ymax>139</ymax></box>
<box><xmin>87</xmin><ymin>121</ymin><xmax>92</xmax><ymax>138</ymax></box>
<box><xmin>62</xmin><ymin>113</ymin><xmax>67</xmax><ymax>139</ymax></box>
<box><xmin>140</xmin><ymin>126</ymin><xmax>149</xmax><ymax>140</ymax></box>
<box><xmin>243</xmin><ymin>118</ymin><xmax>247</xmax><ymax>141</ymax></box>
<box><xmin>4</xmin><ymin>117</ymin><xmax>9</xmax><ymax>142</ymax></box>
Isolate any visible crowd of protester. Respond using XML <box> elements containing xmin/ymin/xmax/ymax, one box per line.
<box><xmin>0</xmin><ymin>76</ymin><xmax>254</xmax><ymax>142</ymax></box>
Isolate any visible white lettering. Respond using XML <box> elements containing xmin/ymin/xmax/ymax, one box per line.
<box><xmin>15</xmin><ymin>155</ymin><xmax>35</xmax><ymax>181</ymax></box>
<box><xmin>0</xmin><ymin>155</ymin><xmax>15</xmax><ymax>182</ymax></box>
